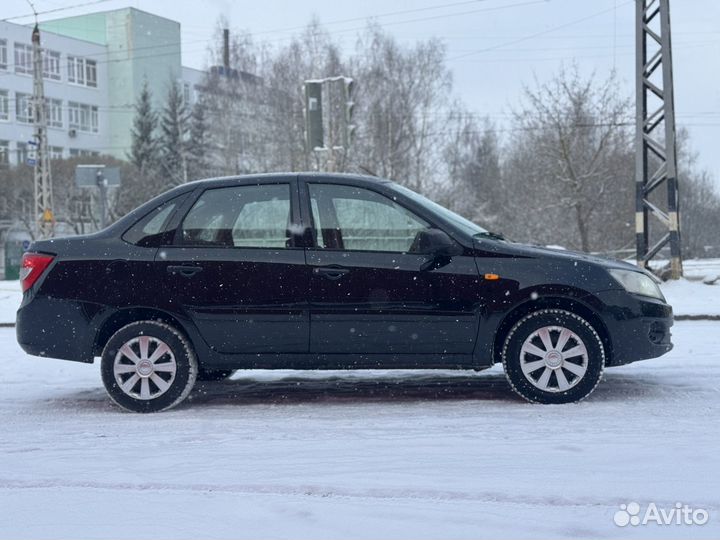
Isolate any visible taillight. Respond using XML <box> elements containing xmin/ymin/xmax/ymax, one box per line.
<box><xmin>20</xmin><ymin>253</ymin><xmax>54</xmax><ymax>292</ymax></box>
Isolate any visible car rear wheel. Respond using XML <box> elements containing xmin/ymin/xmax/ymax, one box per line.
<box><xmin>502</xmin><ymin>309</ymin><xmax>605</xmax><ymax>404</ymax></box>
<box><xmin>101</xmin><ymin>321</ymin><xmax>198</xmax><ymax>413</ymax></box>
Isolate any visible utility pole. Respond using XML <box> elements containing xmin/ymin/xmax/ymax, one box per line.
<box><xmin>31</xmin><ymin>23</ymin><xmax>54</xmax><ymax>239</ymax></box>
<box><xmin>635</xmin><ymin>0</ymin><xmax>682</xmax><ymax>278</ymax></box>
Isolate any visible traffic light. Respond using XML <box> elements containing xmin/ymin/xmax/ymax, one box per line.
<box><xmin>304</xmin><ymin>81</ymin><xmax>324</xmax><ymax>150</ymax></box>
<box><xmin>343</xmin><ymin>77</ymin><xmax>356</xmax><ymax>149</ymax></box>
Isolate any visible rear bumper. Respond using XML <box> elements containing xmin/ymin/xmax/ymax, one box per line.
<box><xmin>16</xmin><ymin>295</ymin><xmax>96</xmax><ymax>363</ymax></box>
<box><xmin>593</xmin><ymin>290</ymin><xmax>674</xmax><ymax>366</ymax></box>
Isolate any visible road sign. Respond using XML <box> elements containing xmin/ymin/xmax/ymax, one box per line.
<box><xmin>75</xmin><ymin>165</ymin><xmax>121</xmax><ymax>188</ymax></box>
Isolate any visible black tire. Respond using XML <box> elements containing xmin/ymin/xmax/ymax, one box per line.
<box><xmin>197</xmin><ymin>368</ymin><xmax>236</xmax><ymax>382</ymax></box>
<box><xmin>502</xmin><ymin>309</ymin><xmax>605</xmax><ymax>404</ymax></box>
<box><xmin>101</xmin><ymin>321</ymin><xmax>198</xmax><ymax>413</ymax></box>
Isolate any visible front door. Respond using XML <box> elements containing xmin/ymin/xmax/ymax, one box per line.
<box><xmin>160</xmin><ymin>180</ymin><xmax>309</xmax><ymax>355</ymax></box>
<box><xmin>302</xmin><ymin>180</ymin><xmax>480</xmax><ymax>359</ymax></box>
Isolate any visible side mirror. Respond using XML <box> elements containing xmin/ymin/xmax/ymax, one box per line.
<box><xmin>412</xmin><ymin>229</ymin><xmax>460</xmax><ymax>270</ymax></box>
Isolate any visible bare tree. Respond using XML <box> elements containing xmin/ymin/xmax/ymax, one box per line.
<box><xmin>440</xmin><ymin>107</ymin><xmax>500</xmax><ymax>227</ymax></box>
<box><xmin>504</xmin><ymin>66</ymin><xmax>634</xmax><ymax>252</ymax></box>
<box><xmin>348</xmin><ymin>25</ymin><xmax>452</xmax><ymax>194</ymax></box>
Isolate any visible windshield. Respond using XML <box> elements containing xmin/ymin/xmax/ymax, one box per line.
<box><xmin>392</xmin><ymin>184</ymin><xmax>489</xmax><ymax>237</ymax></box>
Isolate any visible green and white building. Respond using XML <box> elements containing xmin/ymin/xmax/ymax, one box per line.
<box><xmin>0</xmin><ymin>7</ymin><xmax>204</xmax><ymax>167</ymax></box>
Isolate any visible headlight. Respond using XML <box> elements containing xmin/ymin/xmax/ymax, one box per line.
<box><xmin>608</xmin><ymin>269</ymin><xmax>665</xmax><ymax>300</ymax></box>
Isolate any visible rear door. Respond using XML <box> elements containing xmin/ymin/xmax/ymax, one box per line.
<box><xmin>301</xmin><ymin>179</ymin><xmax>480</xmax><ymax>359</ymax></box>
<box><xmin>159</xmin><ymin>178</ymin><xmax>310</xmax><ymax>354</ymax></box>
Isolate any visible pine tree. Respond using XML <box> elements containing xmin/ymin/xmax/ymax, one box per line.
<box><xmin>187</xmin><ymin>97</ymin><xmax>211</xmax><ymax>180</ymax></box>
<box><xmin>128</xmin><ymin>80</ymin><xmax>159</xmax><ymax>176</ymax></box>
<box><xmin>158</xmin><ymin>79</ymin><xmax>189</xmax><ymax>185</ymax></box>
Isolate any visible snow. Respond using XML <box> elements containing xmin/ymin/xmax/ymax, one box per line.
<box><xmin>0</xmin><ymin>281</ymin><xmax>21</xmax><ymax>326</ymax></box>
<box><xmin>1</xmin><ymin>321</ymin><xmax>719</xmax><ymax>539</ymax></box>
<box><xmin>661</xmin><ymin>279</ymin><xmax>720</xmax><ymax>317</ymax></box>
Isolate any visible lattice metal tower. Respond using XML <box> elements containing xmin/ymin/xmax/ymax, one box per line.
<box><xmin>635</xmin><ymin>0</ymin><xmax>681</xmax><ymax>278</ymax></box>
<box><xmin>31</xmin><ymin>24</ymin><xmax>54</xmax><ymax>239</ymax></box>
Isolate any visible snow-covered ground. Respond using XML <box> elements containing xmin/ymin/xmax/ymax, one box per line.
<box><xmin>0</xmin><ymin>281</ymin><xmax>21</xmax><ymax>325</ymax></box>
<box><xmin>1</xmin><ymin>321</ymin><xmax>718</xmax><ymax>539</ymax></box>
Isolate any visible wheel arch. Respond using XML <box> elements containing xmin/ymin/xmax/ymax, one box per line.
<box><xmin>93</xmin><ymin>307</ymin><xmax>196</xmax><ymax>358</ymax></box>
<box><xmin>492</xmin><ymin>295</ymin><xmax>613</xmax><ymax>366</ymax></box>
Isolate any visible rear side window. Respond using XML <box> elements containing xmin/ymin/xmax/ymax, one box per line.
<box><xmin>181</xmin><ymin>184</ymin><xmax>292</xmax><ymax>248</ymax></box>
<box><xmin>122</xmin><ymin>195</ymin><xmax>186</xmax><ymax>247</ymax></box>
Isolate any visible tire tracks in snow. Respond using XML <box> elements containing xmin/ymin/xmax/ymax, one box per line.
<box><xmin>1</xmin><ymin>477</ymin><xmax>716</xmax><ymax>511</ymax></box>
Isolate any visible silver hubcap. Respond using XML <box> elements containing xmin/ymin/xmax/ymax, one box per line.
<box><xmin>113</xmin><ymin>336</ymin><xmax>177</xmax><ymax>400</ymax></box>
<box><xmin>519</xmin><ymin>326</ymin><xmax>588</xmax><ymax>393</ymax></box>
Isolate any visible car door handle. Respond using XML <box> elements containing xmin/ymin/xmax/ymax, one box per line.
<box><xmin>313</xmin><ymin>266</ymin><xmax>350</xmax><ymax>280</ymax></box>
<box><xmin>167</xmin><ymin>265</ymin><xmax>203</xmax><ymax>278</ymax></box>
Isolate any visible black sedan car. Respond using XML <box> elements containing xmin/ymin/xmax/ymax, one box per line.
<box><xmin>17</xmin><ymin>173</ymin><xmax>673</xmax><ymax>412</ymax></box>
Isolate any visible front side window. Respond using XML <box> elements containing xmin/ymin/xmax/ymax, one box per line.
<box><xmin>309</xmin><ymin>184</ymin><xmax>430</xmax><ymax>253</ymax></box>
<box><xmin>182</xmin><ymin>184</ymin><xmax>292</xmax><ymax>248</ymax></box>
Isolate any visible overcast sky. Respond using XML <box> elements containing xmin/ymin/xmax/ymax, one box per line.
<box><xmin>5</xmin><ymin>0</ymin><xmax>720</xmax><ymax>186</ymax></box>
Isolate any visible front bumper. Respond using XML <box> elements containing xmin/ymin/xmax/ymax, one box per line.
<box><xmin>593</xmin><ymin>289</ymin><xmax>673</xmax><ymax>366</ymax></box>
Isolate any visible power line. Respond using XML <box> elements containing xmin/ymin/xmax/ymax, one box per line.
<box><xmin>2</xmin><ymin>0</ymin><xmax>545</xmax><ymax>69</ymax></box>
<box><xmin>2</xmin><ymin>0</ymin><xmax>115</xmax><ymax>22</ymax></box>
<box><xmin>449</xmin><ymin>1</ymin><xmax>634</xmax><ymax>61</ymax></box>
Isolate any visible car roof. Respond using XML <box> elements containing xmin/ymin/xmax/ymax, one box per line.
<box><xmin>184</xmin><ymin>172</ymin><xmax>393</xmax><ymax>189</ymax></box>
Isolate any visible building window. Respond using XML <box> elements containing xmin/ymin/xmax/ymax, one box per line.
<box><xmin>0</xmin><ymin>90</ymin><xmax>8</xmax><ymax>121</ymax></box>
<box><xmin>16</xmin><ymin>142</ymin><xmax>28</xmax><ymax>165</ymax></box>
<box><xmin>47</xmin><ymin>98</ymin><xmax>62</xmax><ymax>128</ymax></box>
<box><xmin>42</xmin><ymin>49</ymin><xmax>61</xmax><ymax>80</ymax></box>
<box><xmin>67</xmin><ymin>56</ymin><xmax>84</xmax><ymax>85</ymax></box>
<box><xmin>183</xmin><ymin>82</ymin><xmax>191</xmax><ymax>104</ymax></box>
<box><xmin>15</xmin><ymin>93</ymin><xmax>33</xmax><ymax>124</ymax></box>
<box><xmin>68</xmin><ymin>56</ymin><xmax>97</xmax><ymax>88</ymax></box>
<box><xmin>0</xmin><ymin>140</ymin><xmax>8</xmax><ymax>166</ymax></box>
<box><xmin>49</xmin><ymin>146</ymin><xmax>63</xmax><ymax>160</ymax></box>
<box><xmin>0</xmin><ymin>40</ymin><xmax>7</xmax><ymax>70</ymax></box>
<box><xmin>69</xmin><ymin>148</ymin><xmax>99</xmax><ymax>157</ymax></box>
<box><xmin>86</xmin><ymin>60</ymin><xmax>97</xmax><ymax>87</ymax></box>
<box><xmin>14</xmin><ymin>43</ymin><xmax>32</xmax><ymax>75</ymax></box>
<box><xmin>68</xmin><ymin>102</ymin><xmax>98</xmax><ymax>133</ymax></box>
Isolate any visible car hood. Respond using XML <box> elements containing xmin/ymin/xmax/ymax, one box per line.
<box><xmin>475</xmin><ymin>239</ymin><xmax>640</xmax><ymax>271</ymax></box>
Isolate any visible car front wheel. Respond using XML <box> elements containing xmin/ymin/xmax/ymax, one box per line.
<box><xmin>502</xmin><ymin>309</ymin><xmax>605</xmax><ymax>404</ymax></box>
<box><xmin>101</xmin><ymin>321</ymin><xmax>198</xmax><ymax>413</ymax></box>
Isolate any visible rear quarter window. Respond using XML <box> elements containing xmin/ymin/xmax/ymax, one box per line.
<box><xmin>122</xmin><ymin>194</ymin><xmax>187</xmax><ymax>247</ymax></box>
